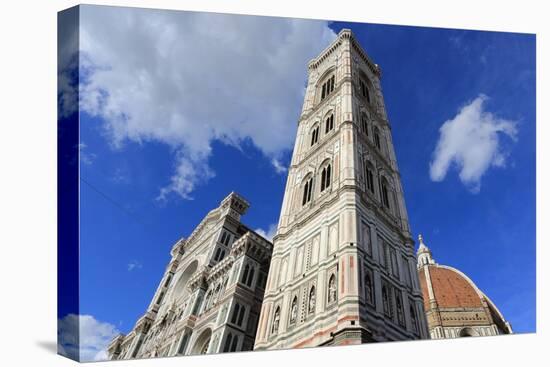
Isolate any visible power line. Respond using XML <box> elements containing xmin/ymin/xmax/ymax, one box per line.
<box><xmin>79</xmin><ymin>176</ymin><xmax>152</xmax><ymax>229</ymax></box>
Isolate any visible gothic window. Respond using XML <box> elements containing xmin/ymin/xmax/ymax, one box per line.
<box><xmin>241</xmin><ymin>264</ymin><xmax>250</xmax><ymax>284</ymax></box>
<box><xmin>214</xmin><ymin>248</ymin><xmax>222</xmax><ymax>261</ymax></box>
<box><xmin>395</xmin><ymin>290</ymin><xmax>405</xmax><ymax>326</ymax></box>
<box><xmin>359</xmin><ymin>78</ymin><xmax>371</xmax><ymax>104</ymax></box>
<box><xmin>213</xmin><ymin>283</ymin><xmax>222</xmax><ymax>305</ymax></box>
<box><xmin>361</xmin><ymin>113</ymin><xmax>369</xmax><ymax>136</ymax></box>
<box><xmin>410</xmin><ymin>303</ymin><xmax>419</xmax><ymax>333</ymax></box>
<box><xmin>230</xmin><ymin>335</ymin><xmax>239</xmax><ymax>352</ymax></box>
<box><xmin>363</xmin><ymin>224</ymin><xmax>372</xmax><ymax>256</ymax></box>
<box><xmin>320</xmin><ymin>163</ymin><xmax>332</xmax><ymax>192</ymax></box>
<box><xmin>374</xmin><ymin>126</ymin><xmax>381</xmax><ymax>150</ymax></box>
<box><xmin>191</xmin><ymin>293</ymin><xmax>203</xmax><ymax>315</ymax></box>
<box><xmin>231</xmin><ymin>304</ymin><xmax>241</xmax><ymax>324</ymax></box>
<box><xmin>302</xmin><ymin>177</ymin><xmax>313</xmax><ymax>206</ymax></box>
<box><xmin>271</xmin><ymin>306</ymin><xmax>280</xmax><ymax>334</ymax></box>
<box><xmin>365</xmin><ymin>162</ymin><xmax>375</xmax><ymax>194</ymax></box>
<box><xmin>382</xmin><ymin>284</ymin><xmax>393</xmax><ymax>318</ymax></box>
<box><xmin>364</xmin><ymin>271</ymin><xmax>374</xmax><ymax>305</ymax></box>
<box><xmin>380</xmin><ymin>177</ymin><xmax>391</xmax><ymax>209</ymax></box>
<box><xmin>203</xmin><ymin>290</ymin><xmax>213</xmax><ymax>312</ymax></box>
<box><xmin>289</xmin><ymin>296</ymin><xmax>298</xmax><ymax>324</ymax></box>
<box><xmin>155</xmin><ymin>291</ymin><xmax>165</xmax><ymax>305</ymax></box>
<box><xmin>220</xmin><ymin>231</ymin><xmax>227</xmax><ymax>245</ymax></box>
<box><xmin>390</xmin><ymin>247</ymin><xmax>399</xmax><ymax>278</ymax></box>
<box><xmin>327</xmin><ymin>274</ymin><xmax>337</xmax><ymax>304</ymax></box>
<box><xmin>237</xmin><ymin>304</ymin><xmax>246</xmax><ymax>326</ymax></box>
<box><xmin>378</xmin><ymin>237</ymin><xmax>387</xmax><ymax>269</ymax></box>
<box><xmin>325</xmin><ymin>113</ymin><xmax>334</xmax><ymax>133</ymax></box>
<box><xmin>223</xmin><ymin>333</ymin><xmax>233</xmax><ymax>352</ymax></box>
<box><xmin>402</xmin><ymin>256</ymin><xmax>412</xmax><ymax>287</ymax></box>
<box><xmin>163</xmin><ymin>274</ymin><xmax>172</xmax><ymax>288</ymax></box>
<box><xmin>308</xmin><ymin>286</ymin><xmax>316</xmax><ymax>314</ymax></box>
<box><xmin>177</xmin><ymin>330</ymin><xmax>191</xmax><ymax>355</ymax></box>
<box><xmin>321</xmin><ymin>74</ymin><xmax>335</xmax><ymax>101</ymax></box>
<box><xmin>310</xmin><ymin>125</ymin><xmax>320</xmax><ymax>146</ymax></box>
<box><xmin>246</xmin><ymin>266</ymin><xmax>255</xmax><ymax>287</ymax></box>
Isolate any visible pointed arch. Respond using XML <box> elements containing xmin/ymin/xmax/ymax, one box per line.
<box><xmin>271</xmin><ymin>306</ymin><xmax>281</xmax><ymax>334</ymax></box>
<box><xmin>241</xmin><ymin>263</ymin><xmax>250</xmax><ymax>285</ymax></box>
<box><xmin>289</xmin><ymin>296</ymin><xmax>298</xmax><ymax>324</ymax></box>
<box><xmin>373</xmin><ymin>126</ymin><xmax>382</xmax><ymax>150</ymax></box>
<box><xmin>302</xmin><ymin>174</ymin><xmax>314</xmax><ymax>205</ymax></box>
<box><xmin>320</xmin><ymin>160</ymin><xmax>332</xmax><ymax>192</ymax></box>
<box><xmin>327</xmin><ymin>273</ymin><xmax>337</xmax><ymax>304</ymax></box>
<box><xmin>325</xmin><ymin>111</ymin><xmax>335</xmax><ymax>133</ymax></box>
<box><xmin>308</xmin><ymin>286</ymin><xmax>316</xmax><ymax>314</ymax></box>
<box><xmin>364</xmin><ymin>271</ymin><xmax>373</xmax><ymax>305</ymax></box>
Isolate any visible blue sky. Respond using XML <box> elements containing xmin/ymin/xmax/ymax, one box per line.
<box><xmin>65</xmin><ymin>5</ymin><xmax>535</xmax><ymax>360</ymax></box>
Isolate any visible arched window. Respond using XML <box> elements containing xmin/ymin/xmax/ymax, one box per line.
<box><xmin>320</xmin><ymin>164</ymin><xmax>332</xmax><ymax>192</ymax></box>
<box><xmin>214</xmin><ymin>248</ymin><xmax>221</xmax><ymax>261</ymax></box>
<box><xmin>365</xmin><ymin>162</ymin><xmax>375</xmax><ymax>194</ymax></box>
<box><xmin>177</xmin><ymin>329</ymin><xmax>191</xmax><ymax>355</ymax></box>
<box><xmin>164</xmin><ymin>274</ymin><xmax>172</xmax><ymax>287</ymax></box>
<box><xmin>373</xmin><ymin>126</ymin><xmax>383</xmax><ymax>152</ymax></box>
<box><xmin>380</xmin><ymin>177</ymin><xmax>391</xmax><ymax>209</ymax></box>
<box><xmin>230</xmin><ymin>335</ymin><xmax>239</xmax><ymax>352</ymax></box>
<box><xmin>203</xmin><ymin>290</ymin><xmax>213</xmax><ymax>312</ymax></box>
<box><xmin>382</xmin><ymin>285</ymin><xmax>392</xmax><ymax>317</ymax></box>
<box><xmin>410</xmin><ymin>304</ymin><xmax>418</xmax><ymax>333</ymax></box>
<box><xmin>361</xmin><ymin>113</ymin><xmax>368</xmax><ymax>136</ymax></box>
<box><xmin>289</xmin><ymin>296</ymin><xmax>298</xmax><ymax>324</ymax></box>
<box><xmin>231</xmin><ymin>304</ymin><xmax>240</xmax><ymax>324</ymax></box>
<box><xmin>364</xmin><ymin>272</ymin><xmax>373</xmax><ymax>305</ymax></box>
<box><xmin>237</xmin><ymin>305</ymin><xmax>246</xmax><ymax>326</ymax></box>
<box><xmin>271</xmin><ymin>307</ymin><xmax>280</xmax><ymax>334</ymax></box>
<box><xmin>396</xmin><ymin>290</ymin><xmax>405</xmax><ymax>326</ymax></box>
<box><xmin>241</xmin><ymin>264</ymin><xmax>250</xmax><ymax>284</ymax></box>
<box><xmin>321</xmin><ymin>74</ymin><xmax>335</xmax><ymax>101</ymax></box>
<box><xmin>302</xmin><ymin>177</ymin><xmax>313</xmax><ymax>206</ymax></box>
<box><xmin>308</xmin><ymin>286</ymin><xmax>316</xmax><ymax>314</ymax></box>
<box><xmin>246</xmin><ymin>266</ymin><xmax>255</xmax><ymax>287</ymax></box>
<box><xmin>223</xmin><ymin>333</ymin><xmax>233</xmax><ymax>352</ymax></box>
<box><xmin>310</xmin><ymin>125</ymin><xmax>320</xmax><ymax>146</ymax></box>
<box><xmin>359</xmin><ymin>78</ymin><xmax>371</xmax><ymax>104</ymax></box>
<box><xmin>328</xmin><ymin>274</ymin><xmax>337</xmax><ymax>304</ymax></box>
<box><xmin>325</xmin><ymin>113</ymin><xmax>334</xmax><ymax>133</ymax></box>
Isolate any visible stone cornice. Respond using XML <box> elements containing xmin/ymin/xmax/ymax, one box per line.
<box><xmin>231</xmin><ymin>231</ymin><xmax>273</xmax><ymax>264</ymax></box>
<box><xmin>307</xmin><ymin>29</ymin><xmax>380</xmax><ymax>78</ymax></box>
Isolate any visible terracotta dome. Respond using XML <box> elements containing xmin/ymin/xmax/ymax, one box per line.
<box><xmin>416</xmin><ymin>235</ymin><xmax>512</xmax><ymax>338</ymax></box>
<box><xmin>418</xmin><ymin>266</ymin><xmax>484</xmax><ymax>310</ymax></box>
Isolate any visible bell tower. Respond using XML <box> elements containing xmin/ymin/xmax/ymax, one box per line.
<box><xmin>254</xmin><ymin>29</ymin><xmax>429</xmax><ymax>350</ymax></box>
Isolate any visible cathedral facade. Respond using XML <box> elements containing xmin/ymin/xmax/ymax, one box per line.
<box><xmin>417</xmin><ymin>235</ymin><xmax>513</xmax><ymax>339</ymax></box>
<box><xmin>108</xmin><ymin>192</ymin><xmax>273</xmax><ymax>359</ymax></box>
<box><xmin>254</xmin><ymin>29</ymin><xmax>429</xmax><ymax>350</ymax></box>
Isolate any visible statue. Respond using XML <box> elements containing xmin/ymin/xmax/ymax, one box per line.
<box><xmin>272</xmin><ymin>308</ymin><xmax>280</xmax><ymax>333</ymax></box>
<box><xmin>328</xmin><ymin>275</ymin><xmax>337</xmax><ymax>303</ymax></box>
<box><xmin>308</xmin><ymin>289</ymin><xmax>316</xmax><ymax>313</ymax></box>
<box><xmin>290</xmin><ymin>298</ymin><xmax>297</xmax><ymax>323</ymax></box>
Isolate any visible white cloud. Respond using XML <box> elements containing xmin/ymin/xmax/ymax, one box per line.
<box><xmin>429</xmin><ymin>95</ymin><xmax>518</xmax><ymax>193</ymax></box>
<box><xmin>58</xmin><ymin>314</ymin><xmax>120</xmax><ymax>362</ymax></box>
<box><xmin>78</xmin><ymin>6</ymin><xmax>336</xmax><ymax>201</ymax></box>
<box><xmin>127</xmin><ymin>259</ymin><xmax>143</xmax><ymax>271</ymax></box>
<box><xmin>271</xmin><ymin>158</ymin><xmax>288</xmax><ymax>174</ymax></box>
<box><xmin>255</xmin><ymin>223</ymin><xmax>278</xmax><ymax>242</ymax></box>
